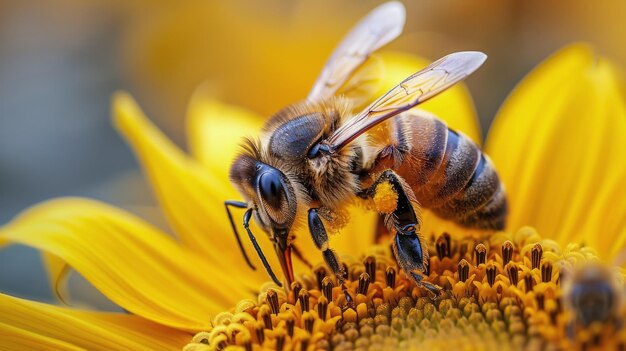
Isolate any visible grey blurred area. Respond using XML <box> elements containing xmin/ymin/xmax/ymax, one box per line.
<box><xmin>0</xmin><ymin>2</ymin><xmax>144</xmax><ymax>304</ymax></box>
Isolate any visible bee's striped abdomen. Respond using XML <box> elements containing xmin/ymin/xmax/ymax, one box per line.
<box><xmin>371</xmin><ymin>111</ymin><xmax>507</xmax><ymax>230</ymax></box>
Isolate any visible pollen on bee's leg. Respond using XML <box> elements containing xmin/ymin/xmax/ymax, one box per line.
<box><xmin>372</xmin><ymin>180</ymin><xmax>398</xmax><ymax>214</ymax></box>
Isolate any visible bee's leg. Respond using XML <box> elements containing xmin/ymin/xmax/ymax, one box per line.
<box><xmin>224</xmin><ymin>200</ymin><xmax>256</xmax><ymax>270</ymax></box>
<box><xmin>362</xmin><ymin>169</ymin><xmax>442</xmax><ymax>298</ymax></box>
<box><xmin>308</xmin><ymin>208</ymin><xmax>346</xmax><ymax>285</ymax></box>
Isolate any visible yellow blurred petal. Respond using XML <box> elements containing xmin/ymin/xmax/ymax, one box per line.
<box><xmin>377</xmin><ymin>51</ymin><xmax>482</xmax><ymax>144</ymax></box>
<box><xmin>41</xmin><ymin>252</ymin><xmax>71</xmax><ymax>303</ymax></box>
<box><xmin>1</xmin><ymin>323</ymin><xmax>82</xmax><ymax>351</ymax></box>
<box><xmin>113</xmin><ymin>92</ymin><xmax>272</xmax><ymax>286</ymax></box>
<box><xmin>486</xmin><ymin>44</ymin><xmax>626</xmax><ymax>260</ymax></box>
<box><xmin>332</xmin><ymin>205</ymin><xmax>378</xmax><ymax>256</ymax></box>
<box><xmin>0</xmin><ymin>292</ymin><xmax>189</xmax><ymax>350</ymax></box>
<box><xmin>0</xmin><ymin>198</ymin><xmax>254</xmax><ymax>331</ymax></box>
<box><xmin>187</xmin><ymin>87</ymin><xmax>265</xmax><ymax>186</ymax></box>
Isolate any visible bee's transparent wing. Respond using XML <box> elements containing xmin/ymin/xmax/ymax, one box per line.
<box><xmin>307</xmin><ymin>1</ymin><xmax>405</xmax><ymax>102</ymax></box>
<box><xmin>327</xmin><ymin>51</ymin><xmax>487</xmax><ymax>150</ymax></box>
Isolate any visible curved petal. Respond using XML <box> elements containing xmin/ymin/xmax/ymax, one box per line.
<box><xmin>0</xmin><ymin>198</ymin><xmax>255</xmax><ymax>331</ymax></box>
<box><xmin>41</xmin><ymin>252</ymin><xmax>71</xmax><ymax>303</ymax></box>
<box><xmin>113</xmin><ymin>92</ymin><xmax>272</xmax><ymax>286</ymax></box>
<box><xmin>0</xmin><ymin>292</ymin><xmax>189</xmax><ymax>350</ymax></box>
<box><xmin>186</xmin><ymin>86</ymin><xmax>265</xmax><ymax>186</ymax></box>
<box><xmin>377</xmin><ymin>51</ymin><xmax>482</xmax><ymax>144</ymax></box>
<box><xmin>486</xmin><ymin>44</ymin><xmax>626</xmax><ymax>260</ymax></box>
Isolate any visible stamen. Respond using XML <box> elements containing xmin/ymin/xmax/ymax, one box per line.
<box><xmin>317</xmin><ymin>296</ymin><xmax>329</xmax><ymax>321</ymax></box>
<box><xmin>322</xmin><ymin>276</ymin><xmax>334</xmax><ymax>301</ymax></box>
<box><xmin>502</xmin><ymin>240</ymin><xmax>514</xmax><ymax>266</ymax></box>
<box><xmin>298</xmin><ymin>289</ymin><xmax>310</xmax><ymax>312</ymax></box>
<box><xmin>506</xmin><ymin>262</ymin><xmax>519</xmax><ymax>286</ymax></box>
<box><xmin>458</xmin><ymin>259</ymin><xmax>470</xmax><ymax>282</ymax></box>
<box><xmin>475</xmin><ymin>243</ymin><xmax>487</xmax><ymax>265</ymax></box>
<box><xmin>254</xmin><ymin>322</ymin><xmax>264</xmax><ymax>345</ymax></box>
<box><xmin>186</xmin><ymin>227</ymin><xmax>620</xmax><ymax>351</ymax></box>
<box><xmin>536</xmin><ymin>292</ymin><xmax>545</xmax><ymax>310</ymax></box>
<box><xmin>364</xmin><ymin>256</ymin><xmax>376</xmax><ymax>282</ymax></box>
<box><xmin>358</xmin><ymin>272</ymin><xmax>371</xmax><ymax>295</ymax></box>
<box><xmin>299</xmin><ymin>338</ymin><xmax>309</xmax><ymax>351</ymax></box>
<box><xmin>486</xmin><ymin>263</ymin><xmax>497</xmax><ymax>287</ymax></box>
<box><xmin>436</xmin><ymin>233</ymin><xmax>451</xmax><ymax>258</ymax></box>
<box><xmin>531</xmin><ymin>243</ymin><xmax>543</xmax><ymax>269</ymax></box>
<box><xmin>285</xmin><ymin>314</ymin><xmax>295</xmax><ymax>337</ymax></box>
<box><xmin>314</xmin><ymin>266</ymin><xmax>328</xmax><ymax>290</ymax></box>
<box><xmin>303</xmin><ymin>312</ymin><xmax>315</xmax><ymax>333</ymax></box>
<box><xmin>524</xmin><ymin>274</ymin><xmax>535</xmax><ymax>292</ymax></box>
<box><xmin>266</xmin><ymin>289</ymin><xmax>280</xmax><ymax>315</ymax></box>
<box><xmin>243</xmin><ymin>340</ymin><xmax>252</xmax><ymax>351</ymax></box>
<box><xmin>385</xmin><ymin>266</ymin><xmax>396</xmax><ymax>288</ymax></box>
<box><xmin>276</xmin><ymin>333</ymin><xmax>285</xmax><ymax>351</ymax></box>
<box><xmin>541</xmin><ymin>262</ymin><xmax>553</xmax><ymax>283</ymax></box>
<box><xmin>259</xmin><ymin>305</ymin><xmax>272</xmax><ymax>330</ymax></box>
<box><xmin>291</xmin><ymin>282</ymin><xmax>302</xmax><ymax>305</ymax></box>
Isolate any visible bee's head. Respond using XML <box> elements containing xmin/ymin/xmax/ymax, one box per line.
<box><xmin>229</xmin><ymin>153</ymin><xmax>298</xmax><ymax>285</ymax></box>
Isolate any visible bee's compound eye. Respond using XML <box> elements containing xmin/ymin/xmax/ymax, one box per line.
<box><xmin>258</xmin><ymin>171</ymin><xmax>285</xmax><ymax>209</ymax></box>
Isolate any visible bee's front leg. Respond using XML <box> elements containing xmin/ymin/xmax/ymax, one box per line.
<box><xmin>308</xmin><ymin>208</ymin><xmax>346</xmax><ymax>285</ymax></box>
<box><xmin>362</xmin><ymin>169</ymin><xmax>442</xmax><ymax>298</ymax></box>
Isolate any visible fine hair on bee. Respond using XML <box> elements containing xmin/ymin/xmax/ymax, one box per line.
<box><xmin>224</xmin><ymin>1</ymin><xmax>507</xmax><ymax>296</ymax></box>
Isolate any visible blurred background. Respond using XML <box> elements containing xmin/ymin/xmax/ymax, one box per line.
<box><xmin>1</xmin><ymin>0</ymin><xmax>625</xmax><ymax>304</ymax></box>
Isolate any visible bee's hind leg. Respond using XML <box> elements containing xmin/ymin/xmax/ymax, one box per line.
<box><xmin>362</xmin><ymin>169</ymin><xmax>442</xmax><ymax>298</ymax></box>
<box><xmin>308</xmin><ymin>208</ymin><xmax>346</xmax><ymax>285</ymax></box>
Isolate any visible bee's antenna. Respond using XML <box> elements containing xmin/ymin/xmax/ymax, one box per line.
<box><xmin>243</xmin><ymin>208</ymin><xmax>283</xmax><ymax>287</ymax></box>
<box><xmin>224</xmin><ymin>200</ymin><xmax>256</xmax><ymax>270</ymax></box>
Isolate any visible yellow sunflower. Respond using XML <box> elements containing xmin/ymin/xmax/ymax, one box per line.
<box><xmin>1</xmin><ymin>41</ymin><xmax>625</xmax><ymax>350</ymax></box>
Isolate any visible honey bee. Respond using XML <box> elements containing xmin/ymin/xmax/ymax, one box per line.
<box><xmin>225</xmin><ymin>1</ymin><xmax>506</xmax><ymax>294</ymax></box>
<box><xmin>563</xmin><ymin>264</ymin><xmax>622</xmax><ymax>330</ymax></box>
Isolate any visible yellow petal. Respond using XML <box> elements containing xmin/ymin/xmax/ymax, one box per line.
<box><xmin>186</xmin><ymin>86</ymin><xmax>265</xmax><ymax>187</ymax></box>
<box><xmin>377</xmin><ymin>51</ymin><xmax>482</xmax><ymax>144</ymax></box>
<box><xmin>0</xmin><ymin>292</ymin><xmax>189</xmax><ymax>350</ymax></box>
<box><xmin>486</xmin><ymin>44</ymin><xmax>626</xmax><ymax>260</ymax></box>
<box><xmin>113</xmin><ymin>92</ymin><xmax>272</xmax><ymax>286</ymax></box>
<box><xmin>331</xmin><ymin>205</ymin><xmax>379</xmax><ymax>256</ymax></box>
<box><xmin>41</xmin><ymin>252</ymin><xmax>71</xmax><ymax>303</ymax></box>
<box><xmin>0</xmin><ymin>198</ymin><xmax>254</xmax><ymax>331</ymax></box>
